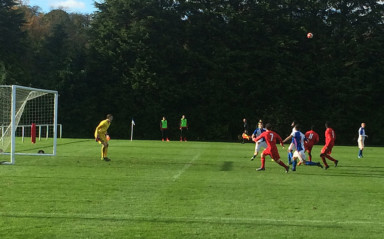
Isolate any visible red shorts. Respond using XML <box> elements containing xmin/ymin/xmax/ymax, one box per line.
<box><xmin>321</xmin><ymin>144</ymin><xmax>334</xmax><ymax>155</ymax></box>
<box><xmin>263</xmin><ymin>147</ymin><xmax>280</xmax><ymax>160</ymax></box>
<box><xmin>305</xmin><ymin>143</ymin><xmax>314</xmax><ymax>152</ymax></box>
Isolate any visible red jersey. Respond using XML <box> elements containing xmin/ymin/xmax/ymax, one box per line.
<box><xmin>305</xmin><ymin>130</ymin><xmax>319</xmax><ymax>146</ymax></box>
<box><xmin>325</xmin><ymin>128</ymin><xmax>336</xmax><ymax>147</ymax></box>
<box><xmin>254</xmin><ymin>130</ymin><xmax>283</xmax><ymax>150</ymax></box>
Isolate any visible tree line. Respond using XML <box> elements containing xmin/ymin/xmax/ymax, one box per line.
<box><xmin>1</xmin><ymin>0</ymin><xmax>383</xmax><ymax>145</ymax></box>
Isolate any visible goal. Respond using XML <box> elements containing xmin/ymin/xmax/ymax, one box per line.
<box><xmin>0</xmin><ymin>85</ymin><xmax>58</xmax><ymax>164</ymax></box>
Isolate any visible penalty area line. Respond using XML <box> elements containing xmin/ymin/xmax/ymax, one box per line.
<box><xmin>172</xmin><ymin>153</ymin><xmax>201</xmax><ymax>181</ymax></box>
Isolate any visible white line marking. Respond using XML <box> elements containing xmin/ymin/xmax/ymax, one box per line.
<box><xmin>172</xmin><ymin>153</ymin><xmax>200</xmax><ymax>181</ymax></box>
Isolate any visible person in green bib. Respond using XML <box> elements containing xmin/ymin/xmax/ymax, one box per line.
<box><xmin>180</xmin><ymin>115</ymin><xmax>188</xmax><ymax>141</ymax></box>
<box><xmin>160</xmin><ymin>116</ymin><xmax>169</xmax><ymax>141</ymax></box>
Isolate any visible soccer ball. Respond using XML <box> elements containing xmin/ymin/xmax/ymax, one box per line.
<box><xmin>106</xmin><ymin>135</ymin><xmax>111</xmax><ymax>141</ymax></box>
<box><xmin>307</xmin><ymin>32</ymin><xmax>313</xmax><ymax>39</ymax></box>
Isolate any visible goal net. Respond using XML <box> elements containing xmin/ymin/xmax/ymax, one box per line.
<box><xmin>0</xmin><ymin>85</ymin><xmax>58</xmax><ymax>164</ymax></box>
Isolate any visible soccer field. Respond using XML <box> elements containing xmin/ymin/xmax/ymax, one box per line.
<box><xmin>1</xmin><ymin>139</ymin><xmax>383</xmax><ymax>238</ymax></box>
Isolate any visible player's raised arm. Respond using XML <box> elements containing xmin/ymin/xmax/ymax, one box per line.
<box><xmin>253</xmin><ymin>133</ymin><xmax>264</xmax><ymax>143</ymax></box>
<box><xmin>283</xmin><ymin>135</ymin><xmax>292</xmax><ymax>144</ymax></box>
<box><xmin>277</xmin><ymin>134</ymin><xmax>285</xmax><ymax>148</ymax></box>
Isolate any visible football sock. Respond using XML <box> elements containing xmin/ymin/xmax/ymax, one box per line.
<box><xmin>305</xmin><ymin>161</ymin><xmax>317</xmax><ymax>166</ymax></box>
<box><xmin>287</xmin><ymin>152</ymin><xmax>292</xmax><ymax>164</ymax></box>
<box><xmin>292</xmin><ymin>159</ymin><xmax>297</xmax><ymax>171</ymax></box>
<box><xmin>261</xmin><ymin>157</ymin><xmax>266</xmax><ymax>168</ymax></box>
<box><xmin>325</xmin><ymin>154</ymin><xmax>336</xmax><ymax>162</ymax></box>
<box><xmin>321</xmin><ymin>157</ymin><xmax>328</xmax><ymax>167</ymax></box>
<box><xmin>104</xmin><ymin>146</ymin><xmax>108</xmax><ymax>157</ymax></box>
<box><xmin>358</xmin><ymin>150</ymin><xmax>362</xmax><ymax>157</ymax></box>
<box><xmin>101</xmin><ymin>145</ymin><xmax>105</xmax><ymax>158</ymax></box>
<box><xmin>277</xmin><ymin>160</ymin><xmax>287</xmax><ymax>168</ymax></box>
<box><xmin>308</xmin><ymin>153</ymin><xmax>312</xmax><ymax>161</ymax></box>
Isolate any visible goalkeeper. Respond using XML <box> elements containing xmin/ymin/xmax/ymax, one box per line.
<box><xmin>94</xmin><ymin>114</ymin><xmax>113</xmax><ymax>161</ymax></box>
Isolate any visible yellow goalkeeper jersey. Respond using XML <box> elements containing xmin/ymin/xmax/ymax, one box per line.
<box><xmin>94</xmin><ymin>119</ymin><xmax>111</xmax><ymax>138</ymax></box>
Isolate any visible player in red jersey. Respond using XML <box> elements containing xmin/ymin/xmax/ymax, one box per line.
<box><xmin>304</xmin><ymin>126</ymin><xmax>319</xmax><ymax>162</ymax></box>
<box><xmin>253</xmin><ymin>123</ymin><xmax>289</xmax><ymax>173</ymax></box>
<box><xmin>320</xmin><ymin>121</ymin><xmax>338</xmax><ymax>169</ymax></box>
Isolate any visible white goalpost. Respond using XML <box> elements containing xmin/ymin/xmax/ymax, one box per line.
<box><xmin>0</xmin><ymin>85</ymin><xmax>58</xmax><ymax>165</ymax></box>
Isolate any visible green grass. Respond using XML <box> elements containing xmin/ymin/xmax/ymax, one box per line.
<box><xmin>1</xmin><ymin>139</ymin><xmax>384</xmax><ymax>238</ymax></box>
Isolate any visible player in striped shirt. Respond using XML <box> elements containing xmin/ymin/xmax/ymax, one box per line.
<box><xmin>283</xmin><ymin>125</ymin><xmax>323</xmax><ymax>171</ymax></box>
<box><xmin>283</xmin><ymin>120</ymin><xmax>297</xmax><ymax>165</ymax></box>
<box><xmin>253</xmin><ymin>123</ymin><xmax>289</xmax><ymax>173</ymax></box>
<box><xmin>250</xmin><ymin>120</ymin><xmax>267</xmax><ymax>161</ymax></box>
<box><xmin>357</xmin><ymin>123</ymin><xmax>368</xmax><ymax>158</ymax></box>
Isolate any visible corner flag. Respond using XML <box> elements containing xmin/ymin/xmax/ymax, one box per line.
<box><xmin>130</xmin><ymin>118</ymin><xmax>135</xmax><ymax>141</ymax></box>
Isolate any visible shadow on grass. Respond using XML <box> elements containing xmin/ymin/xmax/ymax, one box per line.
<box><xmin>220</xmin><ymin>161</ymin><xmax>233</xmax><ymax>171</ymax></box>
<box><xmin>56</xmin><ymin>139</ymin><xmax>93</xmax><ymax>146</ymax></box>
<box><xmin>3</xmin><ymin>139</ymin><xmax>92</xmax><ymax>154</ymax></box>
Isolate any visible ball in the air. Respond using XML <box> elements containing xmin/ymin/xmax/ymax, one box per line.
<box><xmin>106</xmin><ymin>135</ymin><xmax>111</xmax><ymax>141</ymax></box>
<box><xmin>307</xmin><ymin>32</ymin><xmax>313</xmax><ymax>39</ymax></box>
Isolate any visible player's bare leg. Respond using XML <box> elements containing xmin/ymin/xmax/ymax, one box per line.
<box><xmin>251</xmin><ymin>142</ymin><xmax>259</xmax><ymax>161</ymax></box>
<box><xmin>251</xmin><ymin>152</ymin><xmax>258</xmax><ymax>161</ymax></box>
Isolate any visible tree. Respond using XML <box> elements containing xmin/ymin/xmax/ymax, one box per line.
<box><xmin>5</xmin><ymin>0</ymin><xmax>383</xmax><ymax>143</ymax></box>
<box><xmin>0</xmin><ymin>0</ymin><xmax>27</xmax><ymax>84</ymax></box>
<box><xmin>85</xmin><ymin>0</ymin><xmax>384</xmax><ymax>143</ymax></box>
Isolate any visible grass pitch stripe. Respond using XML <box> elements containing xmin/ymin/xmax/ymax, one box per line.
<box><xmin>1</xmin><ymin>212</ymin><xmax>383</xmax><ymax>226</ymax></box>
<box><xmin>172</xmin><ymin>153</ymin><xmax>201</xmax><ymax>181</ymax></box>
